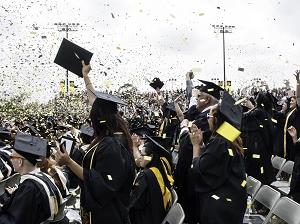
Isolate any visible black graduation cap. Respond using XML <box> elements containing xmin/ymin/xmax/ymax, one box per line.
<box><xmin>197</xmin><ymin>80</ymin><xmax>224</xmax><ymax>99</ymax></box>
<box><xmin>150</xmin><ymin>77</ymin><xmax>164</xmax><ymax>90</ymax></box>
<box><xmin>0</xmin><ymin>128</ymin><xmax>13</xmax><ymax>142</ymax></box>
<box><xmin>90</xmin><ymin>89</ymin><xmax>127</xmax><ymax>105</ymax></box>
<box><xmin>238</xmin><ymin>67</ymin><xmax>245</xmax><ymax>72</ymax></box>
<box><xmin>54</xmin><ymin>38</ymin><xmax>93</xmax><ymax>78</ymax></box>
<box><xmin>219</xmin><ymin>91</ymin><xmax>243</xmax><ymax>130</ymax></box>
<box><xmin>143</xmin><ymin>135</ymin><xmax>170</xmax><ymax>157</ymax></box>
<box><xmin>13</xmin><ymin>132</ymin><xmax>48</xmax><ymax>165</ymax></box>
<box><xmin>131</xmin><ymin>126</ymin><xmax>154</xmax><ymax>137</ymax></box>
<box><xmin>80</xmin><ymin>125</ymin><xmax>94</xmax><ymax>137</ymax></box>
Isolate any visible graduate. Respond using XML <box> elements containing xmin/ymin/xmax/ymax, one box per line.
<box><xmin>0</xmin><ymin>132</ymin><xmax>63</xmax><ymax>224</ymax></box>
<box><xmin>55</xmin><ymin>60</ymin><xmax>136</xmax><ymax>224</ymax></box>
<box><xmin>129</xmin><ymin>135</ymin><xmax>173</xmax><ymax>224</ymax></box>
<box><xmin>174</xmin><ymin>80</ymin><xmax>222</xmax><ymax>224</ymax></box>
<box><xmin>242</xmin><ymin>92</ymin><xmax>276</xmax><ymax>185</ymax></box>
<box><xmin>282</xmin><ymin>71</ymin><xmax>300</xmax><ymax>161</ymax></box>
<box><xmin>189</xmin><ymin>91</ymin><xmax>247</xmax><ymax>224</ymax></box>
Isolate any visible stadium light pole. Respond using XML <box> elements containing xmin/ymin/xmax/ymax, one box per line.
<box><xmin>54</xmin><ymin>22</ymin><xmax>80</xmax><ymax>95</ymax></box>
<box><xmin>212</xmin><ymin>24</ymin><xmax>235</xmax><ymax>89</ymax></box>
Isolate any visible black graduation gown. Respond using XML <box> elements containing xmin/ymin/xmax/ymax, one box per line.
<box><xmin>272</xmin><ymin>111</ymin><xmax>287</xmax><ymax>157</ymax></box>
<box><xmin>289</xmin><ymin>142</ymin><xmax>300</xmax><ymax>203</ymax></box>
<box><xmin>242</xmin><ymin>108</ymin><xmax>276</xmax><ymax>184</ymax></box>
<box><xmin>129</xmin><ymin>170</ymin><xmax>166</xmax><ymax>224</ymax></box>
<box><xmin>0</xmin><ymin>179</ymin><xmax>51</xmax><ymax>224</ymax></box>
<box><xmin>184</xmin><ymin>105</ymin><xmax>201</xmax><ymax>121</ymax></box>
<box><xmin>174</xmin><ymin>110</ymin><xmax>210</xmax><ymax>224</ymax></box>
<box><xmin>192</xmin><ymin>137</ymin><xmax>247</xmax><ymax>224</ymax></box>
<box><xmin>80</xmin><ymin>136</ymin><xmax>135</xmax><ymax>224</ymax></box>
<box><xmin>284</xmin><ymin>106</ymin><xmax>300</xmax><ymax>161</ymax></box>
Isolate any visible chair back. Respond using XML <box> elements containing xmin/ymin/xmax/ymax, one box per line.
<box><xmin>263</xmin><ymin>197</ymin><xmax>300</xmax><ymax>224</ymax></box>
<box><xmin>246</xmin><ymin>176</ymin><xmax>261</xmax><ymax>198</ymax></box>
<box><xmin>161</xmin><ymin>203</ymin><xmax>185</xmax><ymax>224</ymax></box>
<box><xmin>253</xmin><ymin>185</ymin><xmax>281</xmax><ymax>210</ymax></box>
<box><xmin>171</xmin><ymin>188</ymin><xmax>178</xmax><ymax>205</ymax></box>
<box><xmin>271</xmin><ymin>156</ymin><xmax>286</xmax><ymax>179</ymax></box>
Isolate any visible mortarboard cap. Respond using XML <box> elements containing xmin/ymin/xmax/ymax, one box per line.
<box><xmin>13</xmin><ymin>132</ymin><xmax>48</xmax><ymax>165</ymax></box>
<box><xmin>150</xmin><ymin>77</ymin><xmax>164</xmax><ymax>90</ymax></box>
<box><xmin>131</xmin><ymin>126</ymin><xmax>154</xmax><ymax>138</ymax></box>
<box><xmin>219</xmin><ymin>91</ymin><xmax>243</xmax><ymax>130</ymax></box>
<box><xmin>90</xmin><ymin>89</ymin><xmax>127</xmax><ymax>105</ymax></box>
<box><xmin>143</xmin><ymin>135</ymin><xmax>171</xmax><ymax>158</ymax></box>
<box><xmin>80</xmin><ymin>125</ymin><xmax>94</xmax><ymax>137</ymax></box>
<box><xmin>216</xmin><ymin>92</ymin><xmax>242</xmax><ymax>142</ymax></box>
<box><xmin>197</xmin><ymin>80</ymin><xmax>224</xmax><ymax>99</ymax></box>
<box><xmin>54</xmin><ymin>38</ymin><xmax>93</xmax><ymax>78</ymax></box>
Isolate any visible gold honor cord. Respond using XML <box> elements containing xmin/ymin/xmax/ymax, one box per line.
<box><xmin>283</xmin><ymin>108</ymin><xmax>296</xmax><ymax>158</ymax></box>
<box><xmin>216</xmin><ymin>121</ymin><xmax>241</xmax><ymax>142</ymax></box>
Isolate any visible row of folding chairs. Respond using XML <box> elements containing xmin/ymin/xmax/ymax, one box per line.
<box><xmin>271</xmin><ymin>155</ymin><xmax>295</xmax><ymax>195</ymax></box>
<box><xmin>246</xmin><ymin>175</ymin><xmax>300</xmax><ymax>224</ymax></box>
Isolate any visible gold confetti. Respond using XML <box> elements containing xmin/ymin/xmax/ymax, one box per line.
<box><xmin>191</xmin><ymin>164</ymin><xmax>193</xmax><ymax>168</ymax></box>
<box><xmin>107</xmin><ymin>175</ymin><xmax>112</xmax><ymax>180</ymax></box>
<box><xmin>260</xmin><ymin>167</ymin><xmax>264</xmax><ymax>174</ymax></box>
<box><xmin>100</xmin><ymin>120</ymin><xmax>106</xmax><ymax>123</ymax></box>
<box><xmin>259</xmin><ymin>125</ymin><xmax>263</xmax><ymax>128</ymax></box>
<box><xmin>226</xmin><ymin>198</ymin><xmax>232</xmax><ymax>202</ymax></box>
<box><xmin>252</xmin><ymin>154</ymin><xmax>260</xmax><ymax>159</ymax></box>
<box><xmin>143</xmin><ymin>156</ymin><xmax>152</xmax><ymax>161</ymax></box>
<box><xmin>243</xmin><ymin>148</ymin><xmax>248</xmax><ymax>150</ymax></box>
<box><xmin>241</xmin><ymin>180</ymin><xmax>247</xmax><ymax>187</ymax></box>
<box><xmin>207</xmin><ymin>88</ymin><xmax>214</xmax><ymax>92</ymax></box>
<box><xmin>271</xmin><ymin>118</ymin><xmax>277</xmax><ymax>123</ymax></box>
<box><xmin>228</xmin><ymin>148</ymin><xmax>234</xmax><ymax>156</ymax></box>
<box><xmin>162</xmin><ymin>133</ymin><xmax>166</xmax><ymax>139</ymax></box>
<box><xmin>211</xmin><ymin>195</ymin><xmax>220</xmax><ymax>200</ymax></box>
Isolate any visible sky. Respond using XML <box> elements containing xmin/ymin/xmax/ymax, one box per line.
<box><xmin>1</xmin><ymin>0</ymin><xmax>300</xmax><ymax>102</ymax></box>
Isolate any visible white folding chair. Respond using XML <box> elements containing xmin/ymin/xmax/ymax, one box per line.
<box><xmin>271</xmin><ymin>156</ymin><xmax>286</xmax><ymax>179</ymax></box>
<box><xmin>246</xmin><ymin>176</ymin><xmax>262</xmax><ymax>200</ymax></box>
<box><xmin>171</xmin><ymin>188</ymin><xmax>178</xmax><ymax>205</ymax></box>
<box><xmin>263</xmin><ymin>197</ymin><xmax>300</xmax><ymax>224</ymax></box>
<box><xmin>253</xmin><ymin>185</ymin><xmax>281</xmax><ymax>211</ymax></box>
<box><xmin>271</xmin><ymin>161</ymin><xmax>294</xmax><ymax>189</ymax></box>
<box><xmin>161</xmin><ymin>203</ymin><xmax>185</xmax><ymax>224</ymax></box>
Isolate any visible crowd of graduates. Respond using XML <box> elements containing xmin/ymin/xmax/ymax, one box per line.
<box><xmin>1</xmin><ymin>64</ymin><xmax>300</xmax><ymax>224</ymax></box>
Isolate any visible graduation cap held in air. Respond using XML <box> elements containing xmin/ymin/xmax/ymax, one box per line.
<box><xmin>13</xmin><ymin>132</ymin><xmax>48</xmax><ymax>165</ymax></box>
<box><xmin>150</xmin><ymin>77</ymin><xmax>164</xmax><ymax>90</ymax></box>
<box><xmin>216</xmin><ymin>91</ymin><xmax>243</xmax><ymax>142</ymax></box>
<box><xmin>54</xmin><ymin>38</ymin><xmax>93</xmax><ymax>78</ymax></box>
<box><xmin>197</xmin><ymin>80</ymin><xmax>224</xmax><ymax>100</ymax></box>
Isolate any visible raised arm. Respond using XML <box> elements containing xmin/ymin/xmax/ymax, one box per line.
<box><xmin>82</xmin><ymin>61</ymin><xmax>96</xmax><ymax>105</ymax></box>
<box><xmin>295</xmin><ymin>70</ymin><xmax>300</xmax><ymax>106</ymax></box>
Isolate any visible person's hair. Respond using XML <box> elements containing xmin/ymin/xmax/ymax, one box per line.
<box><xmin>210</xmin><ymin>105</ymin><xmax>244</xmax><ymax>155</ymax></box>
<box><xmin>256</xmin><ymin>92</ymin><xmax>273</xmax><ymax>115</ymax></box>
<box><xmin>90</xmin><ymin>98</ymin><xmax>133</xmax><ymax>151</ymax></box>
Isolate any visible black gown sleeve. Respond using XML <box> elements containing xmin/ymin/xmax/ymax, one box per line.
<box><xmin>192</xmin><ymin>137</ymin><xmax>230</xmax><ymax>191</ymax></box>
<box><xmin>83</xmin><ymin>138</ymin><xmax>129</xmax><ymax>207</ymax></box>
<box><xmin>129</xmin><ymin>171</ymin><xmax>148</xmax><ymax>210</ymax></box>
<box><xmin>0</xmin><ymin>180</ymin><xmax>50</xmax><ymax>224</ymax></box>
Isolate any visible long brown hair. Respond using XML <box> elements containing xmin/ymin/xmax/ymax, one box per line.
<box><xmin>89</xmin><ymin>98</ymin><xmax>133</xmax><ymax>151</ymax></box>
<box><xmin>210</xmin><ymin>105</ymin><xmax>244</xmax><ymax>155</ymax></box>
